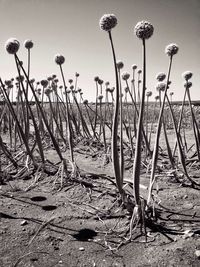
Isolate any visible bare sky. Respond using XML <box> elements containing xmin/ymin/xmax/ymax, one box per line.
<box><xmin>0</xmin><ymin>0</ymin><xmax>199</xmax><ymax>101</ymax></box>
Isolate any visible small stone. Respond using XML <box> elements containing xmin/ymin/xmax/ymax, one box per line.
<box><xmin>195</xmin><ymin>250</ymin><xmax>200</xmax><ymax>258</ymax></box>
<box><xmin>20</xmin><ymin>220</ymin><xmax>28</xmax><ymax>226</ymax></box>
<box><xmin>183</xmin><ymin>229</ymin><xmax>194</xmax><ymax>239</ymax></box>
<box><xmin>79</xmin><ymin>247</ymin><xmax>85</xmax><ymax>251</ymax></box>
<box><xmin>58</xmin><ymin>260</ymin><xmax>63</xmax><ymax>264</ymax></box>
<box><xmin>183</xmin><ymin>195</ymin><xmax>188</xmax><ymax>199</ymax></box>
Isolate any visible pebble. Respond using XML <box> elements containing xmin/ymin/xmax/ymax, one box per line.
<box><xmin>195</xmin><ymin>250</ymin><xmax>200</xmax><ymax>258</ymax></box>
<box><xmin>20</xmin><ymin>220</ymin><xmax>28</xmax><ymax>226</ymax></box>
<box><xmin>79</xmin><ymin>247</ymin><xmax>85</xmax><ymax>251</ymax></box>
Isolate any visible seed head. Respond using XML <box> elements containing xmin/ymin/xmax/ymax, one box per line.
<box><xmin>68</xmin><ymin>79</ymin><xmax>73</xmax><ymax>84</ymax></box>
<box><xmin>98</xmin><ymin>79</ymin><xmax>104</xmax><ymax>85</ymax></box>
<box><xmin>132</xmin><ymin>64</ymin><xmax>137</xmax><ymax>70</ymax></box>
<box><xmin>146</xmin><ymin>91</ymin><xmax>152</xmax><ymax>97</ymax></box>
<box><xmin>54</xmin><ymin>54</ymin><xmax>65</xmax><ymax>65</ymax></box>
<box><xmin>182</xmin><ymin>71</ymin><xmax>193</xmax><ymax>81</ymax></box>
<box><xmin>45</xmin><ymin>88</ymin><xmax>52</xmax><ymax>96</ymax></box>
<box><xmin>75</xmin><ymin>72</ymin><xmax>80</xmax><ymax>77</ymax></box>
<box><xmin>105</xmin><ymin>81</ymin><xmax>110</xmax><ymax>86</ymax></box>
<box><xmin>41</xmin><ymin>79</ymin><xmax>48</xmax><ymax>88</ymax></box>
<box><xmin>98</xmin><ymin>94</ymin><xmax>104</xmax><ymax>100</ymax></box>
<box><xmin>156</xmin><ymin>82</ymin><xmax>166</xmax><ymax>92</ymax></box>
<box><xmin>124</xmin><ymin>87</ymin><xmax>129</xmax><ymax>93</ymax></box>
<box><xmin>24</xmin><ymin>39</ymin><xmax>34</xmax><ymax>49</ymax></box>
<box><xmin>5</xmin><ymin>38</ymin><xmax>20</xmax><ymax>54</ymax></box>
<box><xmin>116</xmin><ymin>60</ymin><xmax>124</xmax><ymax>70</ymax></box>
<box><xmin>156</xmin><ymin>72</ymin><xmax>166</xmax><ymax>82</ymax></box>
<box><xmin>94</xmin><ymin>76</ymin><xmax>99</xmax><ymax>82</ymax></box>
<box><xmin>99</xmin><ymin>14</ymin><xmax>117</xmax><ymax>31</ymax></box>
<box><xmin>165</xmin><ymin>43</ymin><xmax>179</xmax><ymax>57</ymax></box>
<box><xmin>184</xmin><ymin>81</ymin><xmax>192</xmax><ymax>89</ymax></box>
<box><xmin>121</xmin><ymin>72</ymin><xmax>130</xmax><ymax>81</ymax></box>
<box><xmin>110</xmin><ymin>87</ymin><xmax>115</xmax><ymax>93</ymax></box>
<box><xmin>134</xmin><ymin>20</ymin><xmax>154</xmax><ymax>40</ymax></box>
<box><xmin>83</xmin><ymin>99</ymin><xmax>88</xmax><ymax>105</ymax></box>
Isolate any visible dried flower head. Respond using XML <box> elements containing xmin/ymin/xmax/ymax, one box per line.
<box><xmin>83</xmin><ymin>99</ymin><xmax>88</xmax><ymax>105</ymax></box>
<box><xmin>99</xmin><ymin>14</ymin><xmax>117</xmax><ymax>31</ymax></box>
<box><xmin>54</xmin><ymin>54</ymin><xmax>65</xmax><ymax>65</ymax></box>
<box><xmin>24</xmin><ymin>39</ymin><xmax>34</xmax><ymax>49</ymax></box>
<box><xmin>75</xmin><ymin>72</ymin><xmax>80</xmax><ymax>77</ymax></box>
<box><xmin>124</xmin><ymin>87</ymin><xmax>129</xmax><ymax>93</ymax></box>
<box><xmin>165</xmin><ymin>43</ymin><xmax>179</xmax><ymax>57</ymax></box>
<box><xmin>94</xmin><ymin>76</ymin><xmax>99</xmax><ymax>82</ymax></box>
<box><xmin>146</xmin><ymin>91</ymin><xmax>152</xmax><ymax>97</ymax></box>
<box><xmin>184</xmin><ymin>81</ymin><xmax>192</xmax><ymax>89</ymax></box>
<box><xmin>121</xmin><ymin>72</ymin><xmax>130</xmax><ymax>81</ymax></box>
<box><xmin>5</xmin><ymin>38</ymin><xmax>20</xmax><ymax>54</ymax></box>
<box><xmin>110</xmin><ymin>87</ymin><xmax>115</xmax><ymax>93</ymax></box>
<box><xmin>16</xmin><ymin>75</ymin><xmax>24</xmax><ymax>82</ymax></box>
<box><xmin>41</xmin><ymin>79</ymin><xmax>48</xmax><ymax>88</ymax></box>
<box><xmin>156</xmin><ymin>72</ymin><xmax>166</xmax><ymax>82</ymax></box>
<box><xmin>44</xmin><ymin>88</ymin><xmax>52</xmax><ymax>96</ymax></box>
<box><xmin>68</xmin><ymin>79</ymin><xmax>73</xmax><ymax>84</ymax></box>
<box><xmin>98</xmin><ymin>79</ymin><xmax>104</xmax><ymax>85</ymax></box>
<box><xmin>134</xmin><ymin>20</ymin><xmax>154</xmax><ymax>40</ymax></box>
<box><xmin>138</xmin><ymin>69</ymin><xmax>142</xmax><ymax>74</ymax></box>
<box><xmin>132</xmin><ymin>64</ymin><xmax>137</xmax><ymax>70</ymax></box>
<box><xmin>105</xmin><ymin>81</ymin><xmax>110</xmax><ymax>86</ymax></box>
<box><xmin>116</xmin><ymin>60</ymin><xmax>124</xmax><ymax>70</ymax></box>
<box><xmin>156</xmin><ymin>82</ymin><xmax>166</xmax><ymax>92</ymax></box>
<box><xmin>182</xmin><ymin>71</ymin><xmax>193</xmax><ymax>81</ymax></box>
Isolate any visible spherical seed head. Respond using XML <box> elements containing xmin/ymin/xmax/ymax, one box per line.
<box><xmin>5</xmin><ymin>38</ymin><xmax>20</xmax><ymax>54</ymax></box>
<box><xmin>138</xmin><ymin>69</ymin><xmax>142</xmax><ymax>74</ymax></box>
<box><xmin>99</xmin><ymin>14</ymin><xmax>117</xmax><ymax>31</ymax></box>
<box><xmin>134</xmin><ymin>20</ymin><xmax>154</xmax><ymax>40</ymax></box>
<box><xmin>30</xmin><ymin>78</ymin><xmax>35</xmax><ymax>83</ymax></box>
<box><xmin>44</xmin><ymin>88</ymin><xmax>52</xmax><ymax>96</ymax></box>
<box><xmin>16</xmin><ymin>75</ymin><xmax>24</xmax><ymax>82</ymax></box>
<box><xmin>124</xmin><ymin>87</ymin><xmax>129</xmax><ymax>93</ymax></box>
<box><xmin>75</xmin><ymin>72</ymin><xmax>80</xmax><ymax>77</ymax></box>
<box><xmin>121</xmin><ymin>72</ymin><xmax>130</xmax><ymax>81</ymax></box>
<box><xmin>54</xmin><ymin>54</ymin><xmax>65</xmax><ymax>65</ymax></box>
<box><xmin>155</xmin><ymin>95</ymin><xmax>160</xmax><ymax>101</ymax></box>
<box><xmin>83</xmin><ymin>99</ymin><xmax>88</xmax><ymax>105</ymax></box>
<box><xmin>70</xmin><ymin>85</ymin><xmax>74</xmax><ymax>90</ymax></box>
<box><xmin>182</xmin><ymin>71</ymin><xmax>193</xmax><ymax>81</ymax></box>
<box><xmin>116</xmin><ymin>60</ymin><xmax>124</xmax><ymax>70</ymax></box>
<box><xmin>24</xmin><ymin>39</ymin><xmax>34</xmax><ymax>49</ymax></box>
<box><xmin>156</xmin><ymin>72</ymin><xmax>166</xmax><ymax>82</ymax></box>
<box><xmin>146</xmin><ymin>91</ymin><xmax>152</xmax><ymax>97</ymax></box>
<box><xmin>94</xmin><ymin>76</ymin><xmax>99</xmax><ymax>82</ymax></box>
<box><xmin>110</xmin><ymin>87</ymin><xmax>115</xmax><ymax>92</ymax></box>
<box><xmin>184</xmin><ymin>81</ymin><xmax>192</xmax><ymax>89</ymax></box>
<box><xmin>41</xmin><ymin>79</ymin><xmax>48</xmax><ymax>88</ymax></box>
<box><xmin>98</xmin><ymin>94</ymin><xmax>104</xmax><ymax>100</ymax></box>
<box><xmin>105</xmin><ymin>81</ymin><xmax>109</xmax><ymax>86</ymax></box>
<box><xmin>156</xmin><ymin>82</ymin><xmax>166</xmax><ymax>92</ymax></box>
<box><xmin>98</xmin><ymin>79</ymin><xmax>104</xmax><ymax>85</ymax></box>
<box><xmin>170</xmin><ymin>92</ymin><xmax>174</xmax><ymax>96</ymax></box>
<box><xmin>132</xmin><ymin>64</ymin><xmax>137</xmax><ymax>70</ymax></box>
<box><xmin>68</xmin><ymin>79</ymin><xmax>73</xmax><ymax>84</ymax></box>
<box><xmin>165</xmin><ymin>43</ymin><xmax>179</xmax><ymax>56</ymax></box>
<box><xmin>4</xmin><ymin>80</ymin><xmax>12</xmax><ymax>86</ymax></box>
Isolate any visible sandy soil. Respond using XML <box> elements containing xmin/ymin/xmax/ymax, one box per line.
<box><xmin>0</xmin><ymin>130</ymin><xmax>200</xmax><ymax>267</ymax></box>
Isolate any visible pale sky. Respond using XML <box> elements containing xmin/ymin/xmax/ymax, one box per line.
<box><xmin>0</xmin><ymin>0</ymin><xmax>199</xmax><ymax>101</ymax></box>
